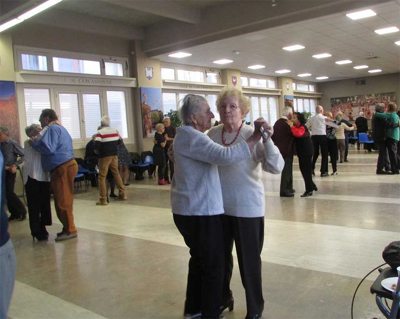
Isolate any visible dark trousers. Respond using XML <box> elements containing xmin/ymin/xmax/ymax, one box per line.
<box><xmin>344</xmin><ymin>134</ymin><xmax>349</xmax><ymax>161</ymax></box>
<box><xmin>327</xmin><ymin>138</ymin><xmax>338</xmax><ymax>172</ymax></box>
<box><xmin>25</xmin><ymin>177</ymin><xmax>52</xmax><ymax>236</ymax></box>
<box><xmin>376</xmin><ymin>141</ymin><xmax>390</xmax><ymax>172</ymax></box>
<box><xmin>386</xmin><ymin>138</ymin><xmax>399</xmax><ymax>173</ymax></box>
<box><xmin>222</xmin><ymin>215</ymin><xmax>264</xmax><ymax>317</ymax></box>
<box><xmin>164</xmin><ymin>155</ymin><xmax>174</xmax><ymax>181</ymax></box>
<box><xmin>173</xmin><ymin>214</ymin><xmax>225</xmax><ymax>318</ymax></box>
<box><xmin>298</xmin><ymin>156</ymin><xmax>316</xmax><ymax>192</ymax></box>
<box><xmin>5</xmin><ymin>170</ymin><xmax>27</xmax><ymax>219</ymax></box>
<box><xmin>280</xmin><ymin>156</ymin><xmax>293</xmax><ymax>195</ymax></box>
<box><xmin>312</xmin><ymin>135</ymin><xmax>328</xmax><ymax>174</ymax></box>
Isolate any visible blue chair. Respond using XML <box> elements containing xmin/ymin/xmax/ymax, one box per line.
<box><xmin>129</xmin><ymin>152</ymin><xmax>155</xmax><ymax>180</ymax></box>
<box><xmin>358</xmin><ymin>132</ymin><xmax>374</xmax><ymax>152</ymax></box>
<box><xmin>74</xmin><ymin>172</ymin><xmax>86</xmax><ymax>191</ymax></box>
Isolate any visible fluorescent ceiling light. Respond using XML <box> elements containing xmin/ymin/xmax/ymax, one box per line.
<box><xmin>297</xmin><ymin>73</ymin><xmax>312</xmax><ymax>77</ymax></box>
<box><xmin>312</xmin><ymin>53</ymin><xmax>332</xmax><ymax>59</ymax></box>
<box><xmin>248</xmin><ymin>64</ymin><xmax>265</xmax><ymax>70</ymax></box>
<box><xmin>275</xmin><ymin>69</ymin><xmax>291</xmax><ymax>74</ymax></box>
<box><xmin>213</xmin><ymin>59</ymin><xmax>233</xmax><ymax>65</ymax></box>
<box><xmin>368</xmin><ymin>69</ymin><xmax>382</xmax><ymax>73</ymax></box>
<box><xmin>0</xmin><ymin>0</ymin><xmax>63</xmax><ymax>33</ymax></box>
<box><xmin>316</xmin><ymin>76</ymin><xmax>329</xmax><ymax>80</ymax></box>
<box><xmin>375</xmin><ymin>26</ymin><xmax>399</xmax><ymax>35</ymax></box>
<box><xmin>168</xmin><ymin>52</ymin><xmax>192</xmax><ymax>58</ymax></box>
<box><xmin>354</xmin><ymin>65</ymin><xmax>368</xmax><ymax>69</ymax></box>
<box><xmin>346</xmin><ymin>9</ymin><xmax>376</xmax><ymax>20</ymax></box>
<box><xmin>335</xmin><ymin>59</ymin><xmax>352</xmax><ymax>65</ymax></box>
<box><xmin>282</xmin><ymin>44</ymin><xmax>305</xmax><ymax>51</ymax></box>
<box><xmin>395</xmin><ymin>40</ymin><xmax>400</xmax><ymax>46</ymax></box>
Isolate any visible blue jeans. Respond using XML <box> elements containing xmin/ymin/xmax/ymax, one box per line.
<box><xmin>0</xmin><ymin>239</ymin><xmax>16</xmax><ymax>319</ymax></box>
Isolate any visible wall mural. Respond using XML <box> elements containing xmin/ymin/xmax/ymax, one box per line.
<box><xmin>0</xmin><ymin>81</ymin><xmax>20</xmax><ymax>141</ymax></box>
<box><xmin>330</xmin><ymin>92</ymin><xmax>397</xmax><ymax>120</ymax></box>
<box><xmin>140</xmin><ymin>87</ymin><xmax>162</xmax><ymax>138</ymax></box>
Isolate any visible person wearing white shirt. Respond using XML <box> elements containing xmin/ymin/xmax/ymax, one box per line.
<box><xmin>306</xmin><ymin>105</ymin><xmax>330</xmax><ymax>177</ymax></box>
<box><xmin>24</xmin><ymin>124</ymin><xmax>52</xmax><ymax>241</ymax></box>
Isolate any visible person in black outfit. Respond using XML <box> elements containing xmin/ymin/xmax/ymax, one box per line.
<box><xmin>272</xmin><ymin>107</ymin><xmax>295</xmax><ymax>197</ymax></box>
<box><xmin>153</xmin><ymin>123</ymin><xmax>167</xmax><ymax>185</ymax></box>
<box><xmin>372</xmin><ymin>104</ymin><xmax>390</xmax><ymax>174</ymax></box>
<box><xmin>162</xmin><ymin>117</ymin><xmax>176</xmax><ymax>182</ymax></box>
<box><xmin>289</xmin><ymin>113</ymin><xmax>317</xmax><ymax>197</ymax></box>
<box><xmin>355</xmin><ymin>112</ymin><xmax>370</xmax><ymax>151</ymax></box>
<box><xmin>0</xmin><ymin>126</ymin><xmax>27</xmax><ymax>221</ymax></box>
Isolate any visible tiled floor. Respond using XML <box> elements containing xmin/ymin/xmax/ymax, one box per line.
<box><xmin>7</xmin><ymin>149</ymin><xmax>399</xmax><ymax>319</ymax></box>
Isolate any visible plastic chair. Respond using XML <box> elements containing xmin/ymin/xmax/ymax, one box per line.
<box><xmin>129</xmin><ymin>152</ymin><xmax>155</xmax><ymax>180</ymax></box>
<box><xmin>358</xmin><ymin>132</ymin><xmax>374</xmax><ymax>151</ymax></box>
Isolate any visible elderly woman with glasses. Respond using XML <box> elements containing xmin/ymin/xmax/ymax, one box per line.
<box><xmin>171</xmin><ymin>94</ymin><xmax>264</xmax><ymax>319</ymax></box>
<box><xmin>207</xmin><ymin>88</ymin><xmax>284</xmax><ymax>319</ymax></box>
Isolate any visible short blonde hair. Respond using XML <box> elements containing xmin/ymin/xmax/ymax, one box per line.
<box><xmin>388</xmin><ymin>103</ymin><xmax>397</xmax><ymax>113</ymax></box>
<box><xmin>216</xmin><ymin>88</ymin><xmax>250</xmax><ymax>116</ymax></box>
<box><xmin>155</xmin><ymin>123</ymin><xmax>165</xmax><ymax>131</ymax></box>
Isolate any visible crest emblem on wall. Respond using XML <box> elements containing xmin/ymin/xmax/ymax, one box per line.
<box><xmin>232</xmin><ymin>75</ymin><xmax>237</xmax><ymax>86</ymax></box>
<box><xmin>145</xmin><ymin>67</ymin><xmax>153</xmax><ymax>80</ymax></box>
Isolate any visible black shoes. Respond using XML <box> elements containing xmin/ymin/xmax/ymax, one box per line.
<box><xmin>245</xmin><ymin>314</ymin><xmax>263</xmax><ymax>319</ymax></box>
<box><xmin>313</xmin><ymin>185</ymin><xmax>318</xmax><ymax>191</ymax></box>
<box><xmin>220</xmin><ymin>297</ymin><xmax>234</xmax><ymax>313</ymax></box>
<box><xmin>331</xmin><ymin>171</ymin><xmax>338</xmax><ymax>176</ymax></box>
<box><xmin>8</xmin><ymin>214</ymin><xmax>26</xmax><ymax>221</ymax></box>
<box><xmin>376</xmin><ymin>170</ymin><xmax>391</xmax><ymax>175</ymax></box>
<box><xmin>301</xmin><ymin>191</ymin><xmax>313</xmax><ymax>197</ymax></box>
<box><xmin>320</xmin><ymin>172</ymin><xmax>329</xmax><ymax>177</ymax></box>
<box><xmin>55</xmin><ymin>232</ymin><xmax>77</xmax><ymax>242</ymax></box>
<box><xmin>280</xmin><ymin>192</ymin><xmax>294</xmax><ymax>197</ymax></box>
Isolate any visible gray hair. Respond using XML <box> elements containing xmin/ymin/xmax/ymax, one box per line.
<box><xmin>179</xmin><ymin>94</ymin><xmax>208</xmax><ymax>125</ymax></box>
<box><xmin>0</xmin><ymin>126</ymin><xmax>9</xmax><ymax>135</ymax></box>
<box><xmin>100</xmin><ymin>115</ymin><xmax>110</xmax><ymax>127</ymax></box>
<box><xmin>25</xmin><ymin>124</ymin><xmax>41</xmax><ymax>137</ymax></box>
<box><xmin>375</xmin><ymin>103</ymin><xmax>385</xmax><ymax>113</ymax></box>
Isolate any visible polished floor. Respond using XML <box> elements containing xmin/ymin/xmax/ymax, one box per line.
<box><xmin>7</xmin><ymin>147</ymin><xmax>400</xmax><ymax>319</ymax></box>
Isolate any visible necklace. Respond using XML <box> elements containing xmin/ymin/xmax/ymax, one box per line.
<box><xmin>221</xmin><ymin>122</ymin><xmax>243</xmax><ymax>146</ymax></box>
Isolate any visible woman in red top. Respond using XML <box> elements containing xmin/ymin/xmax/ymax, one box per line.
<box><xmin>289</xmin><ymin>112</ymin><xmax>317</xmax><ymax>197</ymax></box>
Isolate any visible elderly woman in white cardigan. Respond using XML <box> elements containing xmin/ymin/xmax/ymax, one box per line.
<box><xmin>171</xmin><ymin>94</ymin><xmax>265</xmax><ymax>319</ymax></box>
<box><xmin>207</xmin><ymin>88</ymin><xmax>284</xmax><ymax>319</ymax></box>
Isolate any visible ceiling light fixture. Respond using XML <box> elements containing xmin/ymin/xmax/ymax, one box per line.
<box><xmin>312</xmin><ymin>53</ymin><xmax>332</xmax><ymax>59</ymax></box>
<box><xmin>248</xmin><ymin>65</ymin><xmax>266</xmax><ymax>70</ymax></box>
<box><xmin>275</xmin><ymin>69</ymin><xmax>291</xmax><ymax>74</ymax></box>
<box><xmin>297</xmin><ymin>73</ymin><xmax>312</xmax><ymax>77</ymax></box>
<box><xmin>368</xmin><ymin>69</ymin><xmax>382</xmax><ymax>73</ymax></box>
<box><xmin>335</xmin><ymin>59</ymin><xmax>352</xmax><ymax>65</ymax></box>
<box><xmin>282</xmin><ymin>44</ymin><xmax>305</xmax><ymax>51</ymax></box>
<box><xmin>213</xmin><ymin>59</ymin><xmax>233</xmax><ymax>65</ymax></box>
<box><xmin>0</xmin><ymin>0</ymin><xmax>63</xmax><ymax>33</ymax></box>
<box><xmin>395</xmin><ymin>40</ymin><xmax>400</xmax><ymax>46</ymax></box>
<box><xmin>375</xmin><ymin>26</ymin><xmax>399</xmax><ymax>35</ymax></box>
<box><xmin>316</xmin><ymin>76</ymin><xmax>329</xmax><ymax>80</ymax></box>
<box><xmin>354</xmin><ymin>65</ymin><xmax>368</xmax><ymax>69</ymax></box>
<box><xmin>168</xmin><ymin>52</ymin><xmax>192</xmax><ymax>58</ymax></box>
<box><xmin>346</xmin><ymin>9</ymin><xmax>376</xmax><ymax>20</ymax></box>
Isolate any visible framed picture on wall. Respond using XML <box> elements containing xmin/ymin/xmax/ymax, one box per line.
<box><xmin>0</xmin><ymin>81</ymin><xmax>20</xmax><ymax>142</ymax></box>
<box><xmin>140</xmin><ymin>87</ymin><xmax>162</xmax><ymax>138</ymax></box>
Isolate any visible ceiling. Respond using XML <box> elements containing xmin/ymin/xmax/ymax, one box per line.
<box><xmin>1</xmin><ymin>0</ymin><xmax>399</xmax><ymax>82</ymax></box>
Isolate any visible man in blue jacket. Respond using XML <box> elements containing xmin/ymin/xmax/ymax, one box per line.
<box><xmin>0</xmin><ymin>150</ymin><xmax>16</xmax><ymax>318</ymax></box>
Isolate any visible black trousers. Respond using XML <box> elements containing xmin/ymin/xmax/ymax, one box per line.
<box><xmin>173</xmin><ymin>214</ymin><xmax>224</xmax><ymax>318</ymax></box>
<box><xmin>327</xmin><ymin>138</ymin><xmax>338</xmax><ymax>173</ymax></box>
<box><xmin>312</xmin><ymin>135</ymin><xmax>328</xmax><ymax>174</ymax></box>
<box><xmin>25</xmin><ymin>177</ymin><xmax>52</xmax><ymax>236</ymax></box>
<box><xmin>376</xmin><ymin>141</ymin><xmax>390</xmax><ymax>172</ymax></box>
<box><xmin>222</xmin><ymin>215</ymin><xmax>264</xmax><ymax>317</ymax></box>
<box><xmin>280</xmin><ymin>156</ymin><xmax>293</xmax><ymax>195</ymax></box>
<box><xmin>5</xmin><ymin>170</ymin><xmax>27</xmax><ymax>219</ymax></box>
<box><xmin>386</xmin><ymin>138</ymin><xmax>399</xmax><ymax>173</ymax></box>
<box><xmin>164</xmin><ymin>149</ymin><xmax>174</xmax><ymax>181</ymax></box>
<box><xmin>298</xmin><ymin>156</ymin><xmax>316</xmax><ymax>192</ymax></box>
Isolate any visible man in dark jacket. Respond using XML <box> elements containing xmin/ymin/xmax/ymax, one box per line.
<box><xmin>372</xmin><ymin>104</ymin><xmax>390</xmax><ymax>174</ymax></box>
<box><xmin>272</xmin><ymin>107</ymin><xmax>295</xmax><ymax>197</ymax></box>
<box><xmin>355</xmin><ymin>112</ymin><xmax>369</xmax><ymax>151</ymax></box>
<box><xmin>94</xmin><ymin>116</ymin><xmax>126</xmax><ymax>205</ymax></box>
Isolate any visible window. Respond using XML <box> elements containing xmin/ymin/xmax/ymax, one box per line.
<box><xmin>293</xmin><ymin>82</ymin><xmax>315</xmax><ymax>92</ymax></box>
<box><xmin>249</xmin><ymin>78</ymin><xmax>267</xmax><ymax>88</ymax></box>
<box><xmin>21</xmin><ymin>54</ymin><xmax>47</xmax><ymax>71</ymax></box>
<box><xmin>106</xmin><ymin>91</ymin><xmax>128</xmax><ymax>138</ymax></box>
<box><xmin>241</xmin><ymin>77</ymin><xmax>249</xmax><ymax>87</ymax></box>
<box><xmin>161</xmin><ymin>68</ymin><xmax>175</xmax><ymax>80</ymax></box>
<box><xmin>59</xmin><ymin>93</ymin><xmax>81</xmax><ymax>139</ymax></box>
<box><xmin>243</xmin><ymin>76</ymin><xmax>276</xmax><ymax>89</ymax></box>
<box><xmin>206</xmin><ymin>72</ymin><xmax>219</xmax><ymax>84</ymax></box>
<box><xmin>105</xmin><ymin>62</ymin><xmax>123</xmax><ymax>76</ymax></box>
<box><xmin>248</xmin><ymin>95</ymin><xmax>279</xmax><ymax>124</ymax></box>
<box><xmin>294</xmin><ymin>98</ymin><xmax>317</xmax><ymax>114</ymax></box>
<box><xmin>206</xmin><ymin>95</ymin><xmax>219</xmax><ymax>121</ymax></box>
<box><xmin>53</xmin><ymin>57</ymin><xmax>101</xmax><ymax>75</ymax></box>
<box><xmin>82</xmin><ymin>94</ymin><xmax>101</xmax><ymax>137</ymax></box>
<box><xmin>162</xmin><ymin>92</ymin><xmax>178</xmax><ymax>113</ymax></box>
<box><xmin>177</xmin><ymin>70</ymin><xmax>204</xmax><ymax>82</ymax></box>
<box><xmin>23</xmin><ymin>88</ymin><xmax>50</xmax><ymax>125</ymax></box>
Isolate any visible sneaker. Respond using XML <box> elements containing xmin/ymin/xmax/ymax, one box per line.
<box><xmin>96</xmin><ymin>201</ymin><xmax>109</xmax><ymax>206</ymax></box>
<box><xmin>55</xmin><ymin>232</ymin><xmax>77</xmax><ymax>242</ymax></box>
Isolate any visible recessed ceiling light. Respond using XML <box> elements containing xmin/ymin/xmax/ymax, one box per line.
<box><xmin>275</xmin><ymin>69</ymin><xmax>291</xmax><ymax>74</ymax></box>
<box><xmin>312</xmin><ymin>53</ymin><xmax>332</xmax><ymax>59</ymax></box>
<box><xmin>395</xmin><ymin>40</ymin><xmax>400</xmax><ymax>46</ymax></box>
<box><xmin>168</xmin><ymin>52</ymin><xmax>192</xmax><ymax>58</ymax></box>
<box><xmin>316</xmin><ymin>76</ymin><xmax>329</xmax><ymax>80</ymax></box>
<box><xmin>375</xmin><ymin>26</ymin><xmax>399</xmax><ymax>35</ymax></box>
<box><xmin>297</xmin><ymin>73</ymin><xmax>312</xmax><ymax>77</ymax></box>
<box><xmin>368</xmin><ymin>69</ymin><xmax>382</xmax><ymax>73</ymax></box>
<box><xmin>282</xmin><ymin>44</ymin><xmax>305</xmax><ymax>51</ymax></box>
<box><xmin>213</xmin><ymin>59</ymin><xmax>233</xmax><ymax>65</ymax></box>
<box><xmin>335</xmin><ymin>59</ymin><xmax>352</xmax><ymax>65</ymax></box>
<box><xmin>248</xmin><ymin>64</ymin><xmax>266</xmax><ymax>70</ymax></box>
<box><xmin>354</xmin><ymin>65</ymin><xmax>369</xmax><ymax>69</ymax></box>
<box><xmin>346</xmin><ymin>9</ymin><xmax>376</xmax><ymax>20</ymax></box>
